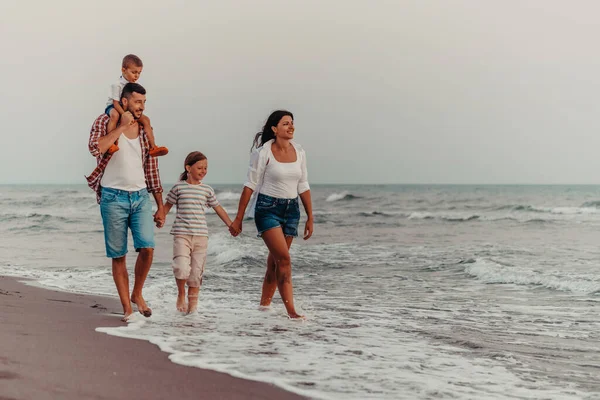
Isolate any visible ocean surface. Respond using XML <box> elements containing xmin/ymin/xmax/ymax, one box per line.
<box><xmin>1</xmin><ymin>184</ymin><xmax>600</xmax><ymax>399</ymax></box>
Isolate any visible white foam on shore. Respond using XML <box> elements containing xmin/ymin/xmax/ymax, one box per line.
<box><xmin>0</xmin><ymin>260</ymin><xmax>591</xmax><ymax>400</ymax></box>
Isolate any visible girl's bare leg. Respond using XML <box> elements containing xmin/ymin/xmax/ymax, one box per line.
<box><xmin>187</xmin><ymin>286</ymin><xmax>200</xmax><ymax>314</ymax></box>
<box><xmin>176</xmin><ymin>279</ymin><xmax>186</xmax><ymax>312</ymax></box>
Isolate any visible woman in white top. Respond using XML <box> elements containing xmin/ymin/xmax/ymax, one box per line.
<box><xmin>230</xmin><ymin>110</ymin><xmax>313</xmax><ymax>319</ymax></box>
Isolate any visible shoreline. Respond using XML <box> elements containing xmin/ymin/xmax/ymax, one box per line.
<box><xmin>0</xmin><ymin>275</ymin><xmax>306</xmax><ymax>400</ymax></box>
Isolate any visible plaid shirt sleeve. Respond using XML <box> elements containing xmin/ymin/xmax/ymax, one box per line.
<box><xmin>88</xmin><ymin>115</ymin><xmax>108</xmax><ymax>159</ymax></box>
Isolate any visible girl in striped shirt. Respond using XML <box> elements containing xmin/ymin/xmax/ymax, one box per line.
<box><xmin>160</xmin><ymin>151</ymin><xmax>233</xmax><ymax>314</ymax></box>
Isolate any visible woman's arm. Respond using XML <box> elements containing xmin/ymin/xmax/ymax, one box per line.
<box><xmin>230</xmin><ymin>186</ymin><xmax>254</xmax><ymax>235</ymax></box>
<box><xmin>299</xmin><ymin>190</ymin><xmax>313</xmax><ymax>240</ymax></box>
<box><xmin>297</xmin><ymin>148</ymin><xmax>313</xmax><ymax>239</ymax></box>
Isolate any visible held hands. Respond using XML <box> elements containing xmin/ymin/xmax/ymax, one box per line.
<box><xmin>154</xmin><ymin>208</ymin><xmax>165</xmax><ymax>228</ymax></box>
<box><xmin>229</xmin><ymin>217</ymin><xmax>243</xmax><ymax>237</ymax></box>
<box><xmin>303</xmin><ymin>218</ymin><xmax>314</xmax><ymax>240</ymax></box>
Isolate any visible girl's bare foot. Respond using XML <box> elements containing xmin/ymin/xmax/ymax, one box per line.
<box><xmin>176</xmin><ymin>293</ymin><xmax>186</xmax><ymax>312</ymax></box>
<box><xmin>288</xmin><ymin>312</ymin><xmax>305</xmax><ymax>319</ymax></box>
<box><xmin>186</xmin><ymin>295</ymin><xmax>199</xmax><ymax>314</ymax></box>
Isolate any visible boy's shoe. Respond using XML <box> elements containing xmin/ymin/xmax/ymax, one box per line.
<box><xmin>107</xmin><ymin>144</ymin><xmax>119</xmax><ymax>155</ymax></box>
<box><xmin>149</xmin><ymin>146</ymin><xmax>169</xmax><ymax>157</ymax></box>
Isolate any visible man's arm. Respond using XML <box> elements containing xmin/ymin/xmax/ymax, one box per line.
<box><xmin>144</xmin><ymin>136</ymin><xmax>164</xmax><ymax>227</ymax></box>
<box><xmin>88</xmin><ymin>116</ymin><xmax>107</xmax><ymax>158</ymax></box>
<box><xmin>96</xmin><ymin>112</ymin><xmax>135</xmax><ymax>155</ymax></box>
<box><xmin>152</xmin><ymin>191</ymin><xmax>165</xmax><ymax>227</ymax></box>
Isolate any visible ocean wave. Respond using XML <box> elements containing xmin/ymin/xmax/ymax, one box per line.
<box><xmin>214</xmin><ymin>191</ymin><xmax>241</xmax><ymax>201</ymax></box>
<box><xmin>0</xmin><ymin>212</ymin><xmax>71</xmax><ymax>223</ymax></box>
<box><xmin>407</xmin><ymin>212</ymin><xmax>479</xmax><ymax>222</ymax></box>
<box><xmin>325</xmin><ymin>191</ymin><xmax>360</xmax><ymax>202</ymax></box>
<box><xmin>464</xmin><ymin>258</ymin><xmax>600</xmax><ymax>294</ymax></box>
<box><xmin>580</xmin><ymin>200</ymin><xmax>600</xmax><ymax>208</ymax></box>
<box><xmin>495</xmin><ymin>204</ymin><xmax>599</xmax><ymax>215</ymax></box>
<box><xmin>357</xmin><ymin>211</ymin><xmax>393</xmax><ymax>217</ymax></box>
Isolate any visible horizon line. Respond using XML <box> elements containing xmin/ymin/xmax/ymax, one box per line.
<box><xmin>4</xmin><ymin>182</ymin><xmax>600</xmax><ymax>186</ymax></box>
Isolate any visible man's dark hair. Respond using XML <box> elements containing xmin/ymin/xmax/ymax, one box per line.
<box><xmin>120</xmin><ymin>83</ymin><xmax>146</xmax><ymax>100</ymax></box>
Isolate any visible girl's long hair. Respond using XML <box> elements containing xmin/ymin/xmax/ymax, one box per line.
<box><xmin>251</xmin><ymin>110</ymin><xmax>294</xmax><ymax>151</ymax></box>
<box><xmin>180</xmin><ymin>151</ymin><xmax>207</xmax><ymax>181</ymax></box>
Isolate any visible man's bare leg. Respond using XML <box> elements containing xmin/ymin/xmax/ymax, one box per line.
<box><xmin>112</xmin><ymin>256</ymin><xmax>133</xmax><ymax>321</ymax></box>
<box><xmin>130</xmin><ymin>248</ymin><xmax>153</xmax><ymax>317</ymax></box>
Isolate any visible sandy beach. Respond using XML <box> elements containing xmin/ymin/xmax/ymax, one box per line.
<box><xmin>0</xmin><ymin>276</ymin><xmax>305</xmax><ymax>400</ymax></box>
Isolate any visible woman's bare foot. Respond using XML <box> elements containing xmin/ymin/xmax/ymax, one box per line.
<box><xmin>176</xmin><ymin>293</ymin><xmax>186</xmax><ymax>312</ymax></box>
<box><xmin>288</xmin><ymin>312</ymin><xmax>305</xmax><ymax>319</ymax></box>
<box><xmin>131</xmin><ymin>293</ymin><xmax>152</xmax><ymax>317</ymax></box>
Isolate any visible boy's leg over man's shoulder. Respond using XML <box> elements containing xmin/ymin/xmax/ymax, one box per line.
<box><xmin>138</xmin><ymin>114</ymin><xmax>169</xmax><ymax>157</ymax></box>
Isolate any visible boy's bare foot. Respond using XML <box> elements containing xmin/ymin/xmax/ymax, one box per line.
<box><xmin>131</xmin><ymin>293</ymin><xmax>152</xmax><ymax>317</ymax></box>
<box><xmin>186</xmin><ymin>295</ymin><xmax>199</xmax><ymax>315</ymax></box>
<box><xmin>176</xmin><ymin>293</ymin><xmax>186</xmax><ymax>312</ymax></box>
<box><xmin>107</xmin><ymin>143</ymin><xmax>119</xmax><ymax>154</ymax></box>
<box><xmin>149</xmin><ymin>146</ymin><xmax>169</xmax><ymax>157</ymax></box>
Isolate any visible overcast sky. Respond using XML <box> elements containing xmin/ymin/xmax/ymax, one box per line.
<box><xmin>2</xmin><ymin>0</ymin><xmax>600</xmax><ymax>185</ymax></box>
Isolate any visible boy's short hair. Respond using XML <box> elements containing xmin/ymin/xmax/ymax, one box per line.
<box><xmin>122</xmin><ymin>54</ymin><xmax>143</xmax><ymax>69</ymax></box>
<box><xmin>121</xmin><ymin>83</ymin><xmax>146</xmax><ymax>100</ymax></box>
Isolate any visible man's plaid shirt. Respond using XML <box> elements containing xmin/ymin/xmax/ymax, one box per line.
<box><xmin>85</xmin><ymin>114</ymin><xmax>162</xmax><ymax>203</ymax></box>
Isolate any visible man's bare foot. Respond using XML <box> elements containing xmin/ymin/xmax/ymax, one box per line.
<box><xmin>131</xmin><ymin>293</ymin><xmax>152</xmax><ymax>317</ymax></box>
<box><xmin>121</xmin><ymin>311</ymin><xmax>134</xmax><ymax>322</ymax></box>
<box><xmin>186</xmin><ymin>295</ymin><xmax>199</xmax><ymax>315</ymax></box>
<box><xmin>176</xmin><ymin>293</ymin><xmax>186</xmax><ymax>312</ymax></box>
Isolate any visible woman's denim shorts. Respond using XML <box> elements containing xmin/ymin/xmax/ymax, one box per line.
<box><xmin>254</xmin><ymin>193</ymin><xmax>300</xmax><ymax>237</ymax></box>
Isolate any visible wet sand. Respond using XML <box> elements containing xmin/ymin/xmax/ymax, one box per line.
<box><xmin>0</xmin><ymin>276</ymin><xmax>305</xmax><ymax>400</ymax></box>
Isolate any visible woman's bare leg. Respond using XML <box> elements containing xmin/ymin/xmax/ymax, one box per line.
<box><xmin>260</xmin><ymin>228</ymin><xmax>302</xmax><ymax>318</ymax></box>
<box><xmin>260</xmin><ymin>235</ymin><xmax>293</xmax><ymax>307</ymax></box>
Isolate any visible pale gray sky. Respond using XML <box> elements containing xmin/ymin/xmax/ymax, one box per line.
<box><xmin>2</xmin><ymin>0</ymin><xmax>600</xmax><ymax>184</ymax></box>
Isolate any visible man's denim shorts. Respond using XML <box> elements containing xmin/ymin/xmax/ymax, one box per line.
<box><xmin>254</xmin><ymin>193</ymin><xmax>300</xmax><ymax>237</ymax></box>
<box><xmin>100</xmin><ymin>187</ymin><xmax>155</xmax><ymax>258</ymax></box>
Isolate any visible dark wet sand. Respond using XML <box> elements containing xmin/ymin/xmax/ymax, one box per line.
<box><xmin>0</xmin><ymin>276</ymin><xmax>306</xmax><ymax>400</ymax></box>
